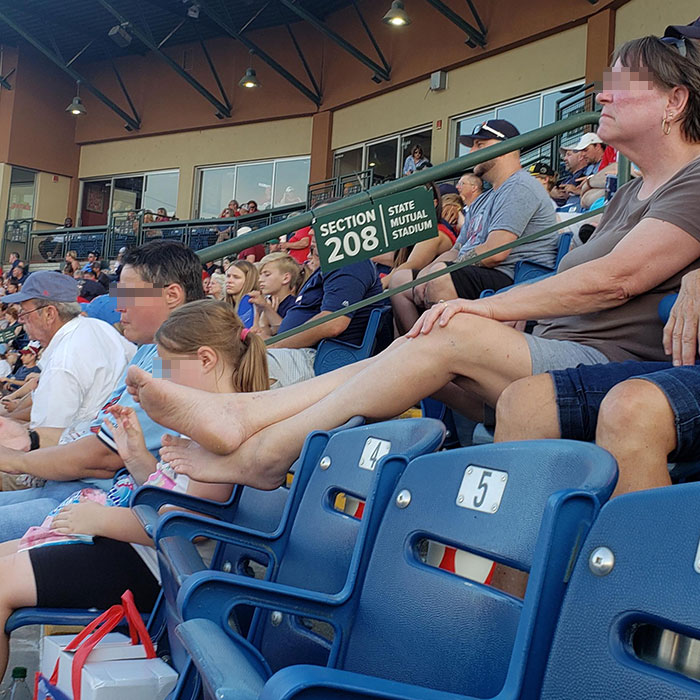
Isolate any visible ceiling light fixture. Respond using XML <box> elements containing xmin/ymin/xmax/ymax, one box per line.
<box><xmin>383</xmin><ymin>1</ymin><xmax>411</xmax><ymax>26</ymax></box>
<box><xmin>66</xmin><ymin>81</ymin><xmax>86</xmax><ymax>116</ymax></box>
<box><xmin>108</xmin><ymin>23</ymin><xmax>132</xmax><ymax>48</ymax></box>
<box><xmin>239</xmin><ymin>51</ymin><xmax>261</xmax><ymax>88</ymax></box>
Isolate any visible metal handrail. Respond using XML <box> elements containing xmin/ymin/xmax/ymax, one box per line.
<box><xmin>197</xmin><ymin>111</ymin><xmax>601</xmax><ymax>263</ymax></box>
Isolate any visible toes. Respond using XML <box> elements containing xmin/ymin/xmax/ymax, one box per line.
<box><xmin>126</xmin><ymin>365</ymin><xmax>151</xmax><ymax>388</ymax></box>
<box><xmin>161</xmin><ymin>433</ymin><xmax>191</xmax><ymax>448</ymax></box>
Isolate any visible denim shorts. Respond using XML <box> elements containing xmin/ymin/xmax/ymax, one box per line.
<box><xmin>551</xmin><ymin>361</ymin><xmax>700</xmax><ymax>461</ymax></box>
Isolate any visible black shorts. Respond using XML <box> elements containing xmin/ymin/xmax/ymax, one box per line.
<box><xmin>29</xmin><ymin>537</ymin><xmax>160</xmax><ymax>612</ymax></box>
<box><xmin>447</xmin><ymin>264</ymin><xmax>513</xmax><ymax>299</ymax></box>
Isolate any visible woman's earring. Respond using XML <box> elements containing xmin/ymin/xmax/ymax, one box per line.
<box><xmin>662</xmin><ymin>113</ymin><xmax>673</xmax><ymax>135</ymax></box>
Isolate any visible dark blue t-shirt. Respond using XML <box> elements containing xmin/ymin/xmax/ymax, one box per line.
<box><xmin>279</xmin><ymin>261</ymin><xmax>383</xmax><ymax>346</ymax></box>
<box><xmin>277</xmin><ymin>294</ymin><xmax>296</xmax><ymax>319</ymax></box>
<box><xmin>13</xmin><ymin>365</ymin><xmax>41</xmax><ymax>382</ymax></box>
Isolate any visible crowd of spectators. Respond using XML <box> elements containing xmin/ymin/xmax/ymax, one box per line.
<box><xmin>0</xmin><ymin>20</ymin><xmax>699</xmax><ymax>692</ymax></box>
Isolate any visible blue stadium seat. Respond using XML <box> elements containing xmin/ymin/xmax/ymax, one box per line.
<box><xmin>156</xmin><ymin>418</ymin><xmax>443</xmax><ymax>688</ymax></box>
<box><xmin>313</xmin><ymin>306</ymin><xmax>391</xmax><ymax>375</ymax></box>
<box><xmin>172</xmin><ymin>419</ymin><xmax>445</xmax><ymax>674</ymax></box>
<box><xmin>540</xmin><ymin>482</ymin><xmax>700</xmax><ymax>699</ymax></box>
<box><xmin>175</xmin><ymin>439</ymin><xmax>616</xmax><ymax>700</ymax></box>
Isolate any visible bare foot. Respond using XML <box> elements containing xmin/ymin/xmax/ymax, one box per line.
<box><xmin>126</xmin><ymin>366</ymin><xmax>248</xmax><ymax>455</ymax></box>
<box><xmin>160</xmin><ymin>439</ymin><xmax>240</xmax><ymax>485</ymax></box>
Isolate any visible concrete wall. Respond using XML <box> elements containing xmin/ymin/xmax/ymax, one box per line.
<box><xmin>615</xmin><ymin>0</ymin><xmax>698</xmax><ymax>45</ymax></box>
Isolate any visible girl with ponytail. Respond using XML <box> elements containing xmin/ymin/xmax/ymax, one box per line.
<box><xmin>0</xmin><ymin>301</ymin><xmax>269</xmax><ymax>667</ymax></box>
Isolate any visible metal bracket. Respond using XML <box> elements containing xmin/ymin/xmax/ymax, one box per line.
<box><xmin>0</xmin><ymin>6</ymin><xmax>141</xmax><ymax>130</ymax></box>
<box><xmin>277</xmin><ymin>0</ymin><xmax>391</xmax><ymax>83</ymax></box>
<box><xmin>0</xmin><ymin>66</ymin><xmax>14</xmax><ymax>90</ymax></box>
<box><xmin>96</xmin><ymin>0</ymin><xmax>232</xmax><ymax>119</ymax></box>
<box><xmin>197</xmin><ymin>0</ymin><xmax>322</xmax><ymax>106</ymax></box>
<box><xmin>425</xmin><ymin>0</ymin><xmax>486</xmax><ymax>48</ymax></box>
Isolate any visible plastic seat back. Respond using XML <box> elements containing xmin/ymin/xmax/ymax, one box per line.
<box><xmin>541</xmin><ymin>482</ymin><xmax>700</xmax><ymax>700</ymax></box>
<box><xmin>253</xmin><ymin>418</ymin><xmax>445</xmax><ymax>670</ymax></box>
<box><xmin>340</xmin><ymin>440</ymin><xmax>617</xmax><ymax>699</ymax></box>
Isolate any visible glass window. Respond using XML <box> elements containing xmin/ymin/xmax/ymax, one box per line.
<box><xmin>496</xmin><ymin>96</ymin><xmax>540</xmax><ymax>136</ymax></box>
<box><xmin>333</xmin><ymin>147</ymin><xmax>363</xmax><ymax>178</ymax></box>
<box><xmin>199</xmin><ymin>166</ymin><xmax>235</xmax><ymax>219</ymax></box>
<box><xmin>143</xmin><ymin>171</ymin><xmax>179</xmax><ymax>217</ymax></box>
<box><xmin>7</xmin><ymin>168</ymin><xmax>36</xmax><ymax>221</ymax></box>
<box><xmin>236</xmin><ymin>162</ymin><xmax>275</xmax><ymax>211</ymax></box>
<box><xmin>401</xmin><ymin>129</ymin><xmax>432</xmax><ymax>176</ymax></box>
<box><xmin>368</xmin><ymin>138</ymin><xmax>398</xmax><ymax>185</ymax></box>
<box><xmin>112</xmin><ymin>176</ymin><xmax>143</xmax><ymax>213</ymax></box>
<box><xmin>273</xmin><ymin>158</ymin><xmax>310</xmax><ymax>207</ymax></box>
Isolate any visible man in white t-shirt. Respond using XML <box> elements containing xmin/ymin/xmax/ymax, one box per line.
<box><xmin>1</xmin><ymin>271</ymin><xmax>135</xmax><ymax>431</ymax></box>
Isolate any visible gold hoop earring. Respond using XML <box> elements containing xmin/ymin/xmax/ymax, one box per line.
<box><xmin>662</xmin><ymin>114</ymin><xmax>673</xmax><ymax>135</ymax></box>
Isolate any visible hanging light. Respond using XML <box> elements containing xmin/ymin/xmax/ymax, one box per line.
<box><xmin>383</xmin><ymin>1</ymin><xmax>411</xmax><ymax>26</ymax></box>
<box><xmin>239</xmin><ymin>67</ymin><xmax>260</xmax><ymax>89</ymax></box>
<box><xmin>66</xmin><ymin>82</ymin><xmax>86</xmax><ymax>116</ymax></box>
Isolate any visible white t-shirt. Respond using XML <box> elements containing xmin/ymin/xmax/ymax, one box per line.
<box><xmin>0</xmin><ymin>358</ymin><xmax>11</xmax><ymax>378</ymax></box>
<box><xmin>30</xmin><ymin>315</ymin><xmax>136</xmax><ymax>429</ymax></box>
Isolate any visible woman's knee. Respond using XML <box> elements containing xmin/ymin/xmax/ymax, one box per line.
<box><xmin>495</xmin><ymin>374</ymin><xmax>560</xmax><ymax>440</ymax></box>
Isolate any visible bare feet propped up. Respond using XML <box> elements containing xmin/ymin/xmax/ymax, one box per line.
<box><xmin>126</xmin><ymin>366</ymin><xmax>249</xmax><ymax>455</ymax></box>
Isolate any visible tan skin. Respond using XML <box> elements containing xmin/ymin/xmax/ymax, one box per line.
<box><xmin>121</xmin><ymin>63</ymin><xmax>700</xmax><ymax>496</ymax></box>
<box><xmin>0</xmin><ymin>343</ymin><xmax>235</xmax><ymax>682</ymax></box>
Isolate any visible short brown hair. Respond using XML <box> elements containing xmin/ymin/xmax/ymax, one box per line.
<box><xmin>615</xmin><ymin>36</ymin><xmax>700</xmax><ymax>142</ymax></box>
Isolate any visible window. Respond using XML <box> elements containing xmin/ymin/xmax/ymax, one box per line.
<box><xmin>79</xmin><ymin>170</ymin><xmax>179</xmax><ymax>226</ymax></box>
<box><xmin>333</xmin><ymin>126</ymin><xmax>433</xmax><ymax>184</ymax></box>
<box><xmin>7</xmin><ymin>168</ymin><xmax>36</xmax><ymax>221</ymax></box>
<box><xmin>196</xmin><ymin>156</ymin><xmax>310</xmax><ymax>219</ymax></box>
<box><xmin>453</xmin><ymin>81</ymin><xmax>584</xmax><ymax>158</ymax></box>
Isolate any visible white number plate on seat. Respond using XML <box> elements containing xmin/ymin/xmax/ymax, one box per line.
<box><xmin>456</xmin><ymin>465</ymin><xmax>508</xmax><ymax>513</ymax></box>
<box><xmin>358</xmin><ymin>438</ymin><xmax>391</xmax><ymax>471</ymax></box>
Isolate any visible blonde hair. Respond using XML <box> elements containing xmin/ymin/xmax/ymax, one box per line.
<box><xmin>260</xmin><ymin>253</ymin><xmax>302</xmax><ymax>291</ymax></box>
<box><xmin>155</xmin><ymin>299</ymin><xmax>269</xmax><ymax>392</ymax></box>
<box><xmin>226</xmin><ymin>260</ymin><xmax>259</xmax><ymax>311</ymax></box>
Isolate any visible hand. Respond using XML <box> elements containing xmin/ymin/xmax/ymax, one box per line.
<box><xmin>2</xmin><ymin>399</ymin><xmax>18</xmax><ymax>412</ymax></box>
<box><xmin>406</xmin><ymin>298</ymin><xmax>496</xmax><ymax>338</ymax></box>
<box><xmin>248</xmin><ymin>290</ymin><xmax>269</xmax><ymax>309</ymax></box>
<box><xmin>442</xmin><ymin>203</ymin><xmax>461</xmax><ymax>227</ymax></box>
<box><xmin>50</xmin><ymin>501</ymin><xmax>107</xmax><ymax>536</ymax></box>
<box><xmin>663</xmin><ymin>270</ymin><xmax>700</xmax><ymax>365</ymax></box>
<box><xmin>103</xmin><ymin>405</ymin><xmax>149</xmax><ymax>467</ymax></box>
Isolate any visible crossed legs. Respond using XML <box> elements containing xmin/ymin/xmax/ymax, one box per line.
<box><xmin>134</xmin><ymin>314</ymin><xmax>534</xmax><ymax>488</ymax></box>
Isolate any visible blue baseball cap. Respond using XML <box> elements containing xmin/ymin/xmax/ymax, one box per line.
<box><xmin>81</xmin><ymin>294</ymin><xmax>120</xmax><ymax>325</ymax></box>
<box><xmin>3</xmin><ymin>270</ymin><xmax>78</xmax><ymax>304</ymax></box>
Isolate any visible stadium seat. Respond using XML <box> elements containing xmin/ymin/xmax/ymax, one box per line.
<box><xmin>175</xmin><ymin>439</ymin><xmax>617</xmax><ymax>700</ymax></box>
<box><xmin>156</xmin><ymin>418</ymin><xmax>443</xmax><ymax>687</ymax></box>
<box><xmin>540</xmin><ymin>482</ymin><xmax>700</xmax><ymax>699</ymax></box>
<box><xmin>313</xmin><ymin>306</ymin><xmax>391</xmax><ymax>375</ymax></box>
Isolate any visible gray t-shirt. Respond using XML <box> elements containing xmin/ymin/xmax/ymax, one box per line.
<box><xmin>536</xmin><ymin>157</ymin><xmax>700</xmax><ymax>362</ymax></box>
<box><xmin>455</xmin><ymin>169</ymin><xmax>559</xmax><ymax>278</ymax></box>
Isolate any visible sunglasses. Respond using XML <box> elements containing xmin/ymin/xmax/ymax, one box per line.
<box><xmin>660</xmin><ymin>36</ymin><xmax>688</xmax><ymax>57</ymax></box>
<box><xmin>471</xmin><ymin>122</ymin><xmax>506</xmax><ymax>140</ymax></box>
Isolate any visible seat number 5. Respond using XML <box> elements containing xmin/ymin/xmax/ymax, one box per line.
<box><xmin>456</xmin><ymin>465</ymin><xmax>508</xmax><ymax>514</ymax></box>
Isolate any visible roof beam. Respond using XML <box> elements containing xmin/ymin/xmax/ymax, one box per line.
<box><xmin>95</xmin><ymin>0</ymin><xmax>232</xmax><ymax>119</ymax></box>
<box><xmin>424</xmin><ymin>0</ymin><xmax>486</xmax><ymax>48</ymax></box>
<box><xmin>197</xmin><ymin>0</ymin><xmax>322</xmax><ymax>106</ymax></box>
<box><xmin>277</xmin><ymin>0</ymin><xmax>390</xmax><ymax>83</ymax></box>
<box><xmin>0</xmin><ymin>5</ymin><xmax>141</xmax><ymax>130</ymax></box>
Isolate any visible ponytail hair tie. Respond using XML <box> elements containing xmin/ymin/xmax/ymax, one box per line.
<box><xmin>240</xmin><ymin>328</ymin><xmax>250</xmax><ymax>342</ymax></box>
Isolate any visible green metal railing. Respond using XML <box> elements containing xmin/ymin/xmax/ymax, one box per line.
<box><xmin>192</xmin><ymin>111</ymin><xmax>607</xmax><ymax>344</ymax></box>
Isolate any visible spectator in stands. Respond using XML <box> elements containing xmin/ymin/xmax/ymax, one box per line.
<box><xmin>455</xmin><ymin>172</ymin><xmax>484</xmax><ymax>215</ymax></box>
<box><xmin>227</xmin><ymin>200</ymin><xmax>241</xmax><ymax>217</ymax></box>
<box><xmin>246</xmin><ymin>200</ymin><xmax>259</xmax><ymax>215</ymax></box>
<box><xmin>0</xmin><ymin>271</ymin><xmax>135</xmax><ymax>431</ymax></box>
<box><xmin>0</xmin><ymin>344</ymin><xmax>40</xmax><ymax>391</ymax></box>
<box><xmin>281</xmin><ymin>225</ymin><xmax>312</xmax><ymax>264</ymax></box>
<box><xmin>94</xmin><ymin>261</ymin><xmax>112</xmax><ymax>290</ymax></box>
<box><xmin>78</xmin><ymin>266</ymin><xmax>107</xmax><ymax>302</ymax></box>
<box><xmin>0</xmin><ymin>299</ymin><xmax>272</xmax><ymax>676</ymax></box>
<box><xmin>0</xmin><ymin>344</ymin><xmax>11</xmax><ymax>379</ymax></box>
<box><xmin>403</xmin><ymin>145</ymin><xmax>431</xmax><ymax>176</ymax></box>
<box><xmin>155</xmin><ymin>207</ymin><xmax>170</xmax><ymax>222</ymax></box>
<box><xmin>129</xmin><ymin>33</ymin><xmax>700</xmax><ymax>488</ymax></box>
<box><xmin>249</xmin><ymin>253</ymin><xmax>301</xmax><ymax>338</ymax></box>
<box><xmin>528</xmin><ymin>162</ymin><xmax>559</xmax><ymax>204</ymax></box>
<box><xmin>237</xmin><ymin>225</ymin><xmax>266</xmax><ymax>263</ymax></box>
<box><xmin>11</xmin><ymin>265</ymin><xmax>27</xmax><ymax>286</ymax></box>
<box><xmin>64</xmin><ymin>250</ymin><xmax>80</xmax><ymax>276</ymax></box>
<box><xmin>383</xmin><ymin>183</ymin><xmax>461</xmax><ymax>293</ymax></box>
<box><xmin>549</xmin><ymin>147</ymin><xmax>591</xmax><ymax>208</ymax></box>
<box><xmin>260</xmin><ymin>234</ymin><xmax>383</xmax><ymax>387</ymax></box>
<box><xmin>0</xmin><ymin>306</ymin><xmax>24</xmax><ymax>350</ymax></box>
<box><xmin>225</xmin><ymin>260</ymin><xmax>259</xmax><ymax>328</ymax></box>
<box><xmin>0</xmin><ymin>240</ymin><xmax>204</xmax><ymax>542</ymax></box>
<box><xmin>208</xmin><ymin>272</ymin><xmax>226</xmax><ymax>301</ymax></box>
<box><xmin>390</xmin><ymin>120</ymin><xmax>559</xmax><ymax>333</ymax></box>
<box><xmin>5</xmin><ymin>281</ymin><xmax>18</xmax><ymax>296</ymax></box>
<box><xmin>572</xmin><ymin>132</ymin><xmax>618</xmax><ymax>209</ymax></box>
<box><xmin>7</xmin><ymin>252</ymin><xmax>19</xmax><ymax>274</ymax></box>
<box><xmin>278</xmin><ymin>186</ymin><xmax>303</xmax><ymax>206</ymax></box>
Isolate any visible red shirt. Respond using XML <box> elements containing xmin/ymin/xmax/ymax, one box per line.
<box><xmin>598</xmin><ymin>146</ymin><xmax>617</xmax><ymax>172</ymax></box>
<box><xmin>286</xmin><ymin>226</ymin><xmax>312</xmax><ymax>264</ymax></box>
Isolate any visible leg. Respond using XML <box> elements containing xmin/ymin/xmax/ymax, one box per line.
<box><xmin>494</xmin><ymin>374</ymin><xmax>561</xmax><ymax>441</ymax></box>
<box><xmin>389</xmin><ymin>270</ymin><xmax>422</xmax><ymax>335</ymax></box>
<box><xmin>423</xmin><ymin>273</ymin><xmax>458</xmax><ymax>306</ymax></box>
<box><xmin>165</xmin><ymin>316</ymin><xmax>535</xmax><ymax>486</ymax></box>
<box><xmin>0</xmin><ymin>548</ymin><xmax>37</xmax><ymax>681</ymax></box>
<box><xmin>596</xmin><ymin>379</ymin><xmax>675</xmax><ymax>496</ymax></box>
